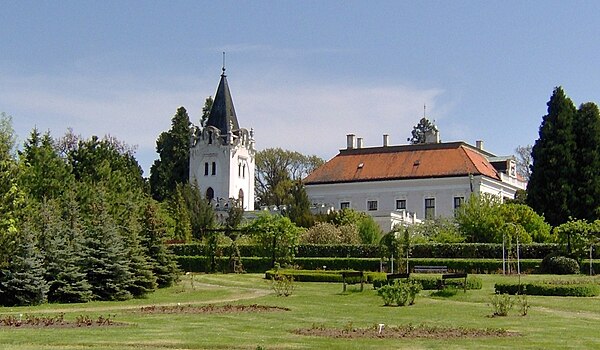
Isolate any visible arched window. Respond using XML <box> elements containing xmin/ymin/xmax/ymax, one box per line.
<box><xmin>242</xmin><ymin>164</ymin><xmax>246</xmax><ymax>178</ymax></box>
<box><xmin>204</xmin><ymin>162</ymin><xmax>209</xmax><ymax>176</ymax></box>
<box><xmin>206</xmin><ymin>187</ymin><xmax>214</xmax><ymax>201</ymax></box>
<box><xmin>238</xmin><ymin>189</ymin><xmax>244</xmax><ymax>208</ymax></box>
<box><xmin>211</xmin><ymin>162</ymin><xmax>216</xmax><ymax>175</ymax></box>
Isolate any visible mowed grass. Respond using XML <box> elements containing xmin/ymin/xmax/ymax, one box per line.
<box><xmin>1</xmin><ymin>273</ymin><xmax>600</xmax><ymax>349</ymax></box>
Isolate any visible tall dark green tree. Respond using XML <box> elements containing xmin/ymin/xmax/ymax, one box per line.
<box><xmin>573</xmin><ymin>102</ymin><xmax>600</xmax><ymax>221</ymax></box>
<box><xmin>285</xmin><ymin>180</ymin><xmax>314</xmax><ymax>228</ymax></box>
<box><xmin>408</xmin><ymin>117</ymin><xmax>438</xmax><ymax>144</ymax></box>
<box><xmin>180</xmin><ymin>182</ymin><xmax>215</xmax><ymax>240</ymax></box>
<box><xmin>150</xmin><ymin>107</ymin><xmax>192</xmax><ymax>201</ymax></box>
<box><xmin>528</xmin><ymin>87</ymin><xmax>577</xmax><ymax>227</ymax></box>
<box><xmin>200</xmin><ymin>96</ymin><xmax>214</xmax><ymax>128</ymax></box>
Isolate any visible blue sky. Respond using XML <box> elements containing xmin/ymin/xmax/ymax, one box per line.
<box><xmin>2</xmin><ymin>1</ymin><xmax>600</xmax><ymax>175</ymax></box>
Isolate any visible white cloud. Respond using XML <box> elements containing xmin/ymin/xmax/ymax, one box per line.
<box><xmin>2</xmin><ymin>70</ymin><xmax>446</xmax><ymax>173</ymax></box>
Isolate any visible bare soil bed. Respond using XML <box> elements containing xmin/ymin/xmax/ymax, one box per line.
<box><xmin>137</xmin><ymin>303</ymin><xmax>291</xmax><ymax>314</ymax></box>
<box><xmin>293</xmin><ymin>324</ymin><xmax>520</xmax><ymax>339</ymax></box>
<box><xmin>0</xmin><ymin>313</ymin><xmax>123</xmax><ymax>328</ymax></box>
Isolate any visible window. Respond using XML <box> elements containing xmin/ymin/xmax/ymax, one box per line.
<box><xmin>204</xmin><ymin>162</ymin><xmax>209</xmax><ymax>176</ymax></box>
<box><xmin>453</xmin><ymin>196</ymin><xmax>465</xmax><ymax>210</ymax></box>
<box><xmin>367</xmin><ymin>200</ymin><xmax>378</xmax><ymax>211</ymax></box>
<box><xmin>238</xmin><ymin>164</ymin><xmax>241</xmax><ymax>177</ymax></box>
<box><xmin>396</xmin><ymin>199</ymin><xmax>406</xmax><ymax>210</ymax></box>
<box><xmin>239</xmin><ymin>189</ymin><xmax>244</xmax><ymax>208</ymax></box>
<box><xmin>211</xmin><ymin>162</ymin><xmax>216</xmax><ymax>175</ymax></box>
<box><xmin>242</xmin><ymin>164</ymin><xmax>246</xmax><ymax>178</ymax></box>
<box><xmin>340</xmin><ymin>201</ymin><xmax>350</xmax><ymax>209</ymax></box>
<box><xmin>425</xmin><ymin>198</ymin><xmax>435</xmax><ymax>219</ymax></box>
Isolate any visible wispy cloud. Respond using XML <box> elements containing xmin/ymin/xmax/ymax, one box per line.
<box><xmin>2</xmin><ymin>69</ymin><xmax>447</xmax><ymax>173</ymax></box>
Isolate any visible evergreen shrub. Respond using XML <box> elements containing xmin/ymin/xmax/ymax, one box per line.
<box><xmin>495</xmin><ymin>282</ymin><xmax>600</xmax><ymax>297</ymax></box>
<box><xmin>541</xmin><ymin>254</ymin><xmax>580</xmax><ymax>274</ymax></box>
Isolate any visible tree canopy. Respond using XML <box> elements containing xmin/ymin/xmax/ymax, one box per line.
<box><xmin>408</xmin><ymin>117</ymin><xmax>438</xmax><ymax>144</ymax></box>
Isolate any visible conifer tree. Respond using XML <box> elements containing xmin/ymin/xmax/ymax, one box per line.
<box><xmin>140</xmin><ymin>199</ymin><xmax>179</xmax><ymax>288</ymax></box>
<box><xmin>19</xmin><ymin>129</ymin><xmax>73</xmax><ymax>202</ymax></box>
<box><xmin>170</xmin><ymin>185</ymin><xmax>192</xmax><ymax>242</ymax></box>
<box><xmin>150</xmin><ymin>107</ymin><xmax>192</xmax><ymax>201</ymax></box>
<box><xmin>0</xmin><ymin>227</ymin><xmax>48</xmax><ymax>306</ymax></box>
<box><xmin>528</xmin><ymin>87</ymin><xmax>577</xmax><ymax>226</ymax></box>
<box><xmin>573</xmin><ymin>102</ymin><xmax>600</xmax><ymax>221</ymax></box>
<box><xmin>121</xmin><ymin>215</ymin><xmax>157</xmax><ymax>298</ymax></box>
<box><xmin>82</xmin><ymin>191</ymin><xmax>133</xmax><ymax>301</ymax></box>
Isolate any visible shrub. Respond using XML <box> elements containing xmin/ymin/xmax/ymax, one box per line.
<box><xmin>271</xmin><ymin>273</ymin><xmax>295</xmax><ymax>297</ymax></box>
<box><xmin>377</xmin><ymin>280</ymin><xmax>421</xmax><ymax>306</ymax></box>
<box><xmin>490</xmin><ymin>293</ymin><xmax>513</xmax><ymax>316</ymax></box>
<box><xmin>541</xmin><ymin>254</ymin><xmax>580</xmax><ymax>274</ymax></box>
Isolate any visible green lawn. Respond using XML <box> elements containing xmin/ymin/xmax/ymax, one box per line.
<box><xmin>1</xmin><ymin>273</ymin><xmax>599</xmax><ymax>349</ymax></box>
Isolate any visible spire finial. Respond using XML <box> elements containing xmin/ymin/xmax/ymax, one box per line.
<box><xmin>222</xmin><ymin>52</ymin><xmax>226</xmax><ymax>76</ymax></box>
<box><xmin>423</xmin><ymin>103</ymin><xmax>427</xmax><ymax>118</ymax></box>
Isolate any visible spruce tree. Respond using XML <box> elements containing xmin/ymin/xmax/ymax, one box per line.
<box><xmin>528</xmin><ymin>87</ymin><xmax>577</xmax><ymax>226</ymax></box>
<box><xmin>0</xmin><ymin>227</ymin><xmax>48</xmax><ymax>306</ymax></box>
<box><xmin>121</xmin><ymin>216</ymin><xmax>157</xmax><ymax>298</ymax></box>
<box><xmin>140</xmin><ymin>200</ymin><xmax>179</xmax><ymax>288</ymax></box>
<box><xmin>573</xmin><ymin>102</ymin><xmax>600</xmax><ymax>221</ymax></box>
<box><xmin>82</xmin><ymin>192</ymin><xmax>133</xmax><ymax>301</ymax></box>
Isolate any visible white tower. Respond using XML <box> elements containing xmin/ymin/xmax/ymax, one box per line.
<box><xmin>189</xmin><ymin>67</ymin><xmax>255</xmax><ymax>211</ymax></box>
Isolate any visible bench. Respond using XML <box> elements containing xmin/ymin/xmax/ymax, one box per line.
<box><xmin>386</xmin><ymin>273</ymin><xmax>410</xmax><ymax>282</ymax></box>
<box><xmin>341</xmin><ymin>271</ymin><xmax>364</xmax><ymax>292</ymax></box>
<box><xmin>413</xmin><ymin>266</ymin><xmax>448</xmax><ymax>274</ymax></box>
<box><xmin>438</xmin><ymin>273</ymin><xmax>468</xmax><ymax>292</ymax></box>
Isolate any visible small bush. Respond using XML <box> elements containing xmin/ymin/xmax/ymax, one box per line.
<box><xmin>377</xmin><ymin>280</ymin><xmax>422</xmax><ymax>306</ymax></box>
<box><xmin>540</xmin><ymin>254</ymin><xmax>580</xmax><ymax>275</ymax></box>
<box><xmin>490</xmin><ymin>293</ymin><xmax>513</xmax><ymax>316</ymax></box>
<box><xmin>271</xmin><ymin>273</ymin><xmax>295</xmax><ymax>297</ymax></box>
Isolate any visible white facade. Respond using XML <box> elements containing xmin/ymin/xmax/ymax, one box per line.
<box><xmin>306</xmin><ymin>174</ymin><xmax>524</xmax><ymax>231</ymax></box>
<box><xmin>189</xmin><ymin>126</ymin><xmax>255</xmax><ymax>211</ymax></box>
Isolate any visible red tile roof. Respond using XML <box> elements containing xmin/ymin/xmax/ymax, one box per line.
<box><xmin>304</xmin><ymin>142</ymin><xmax>501</xmax><ymax>185</ymax></box>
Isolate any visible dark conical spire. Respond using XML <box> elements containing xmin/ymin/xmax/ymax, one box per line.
<box><xmin>205</xmin><ymin>66</ymin><xmax>240</xmax><ymax>138</ymax></box>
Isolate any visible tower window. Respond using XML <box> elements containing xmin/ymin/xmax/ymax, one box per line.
<box><xmin>204</xmin><ymin>162</ymin><xmax>209</xmax><ymax>176</ymax></box>
<box><xmin>242</xmin><ymin>164</ymin><xmax>246</xmax><ymax>178</ymax></box>
<box><xmin>206</xmin><ymin>187</ymin><xmax>214</xmax><ymax>201</ymax></box>
<box><xmin>238</xmin><ymin>164</ymin><xmax>241</xmax><ymax>177</ymax></box>
<box><xmin>212</xmin><ymin>162</ymin><xmax>216</xmax><ymax>175</ymax></box>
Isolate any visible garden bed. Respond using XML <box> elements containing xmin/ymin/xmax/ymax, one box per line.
<box><xmin>137</xmin><ymin>304</ymin><xmax>290</xmax><ymax>314</ymax></box>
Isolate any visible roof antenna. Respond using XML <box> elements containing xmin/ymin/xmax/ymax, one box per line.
<box><xmin>222</xmin><ymin>52</ymin><xmax>226</xmax><ymax>76</ymax></box>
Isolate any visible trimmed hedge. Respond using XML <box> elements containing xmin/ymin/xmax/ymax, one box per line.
<box><xmin>495</xmin><ymin>282</ymin><xmax>600</xmax><ymax>297</ymax></box>
<box><xmin>264</xmin><ymin>269</ymin><xmax>384</xmax><ymax>284</ymax></box>
<box><xmin>176</xmin><ymin>256</ymin><xmax>272</xmax><ymax>273</ymax></box>
<box><xmin>170</xmin><ymin>243</ymin><xmax>562</xmax><ymax>259</ymax></box>
<box><xmin>372</xmin><ymin>275</ymin><xmax>483</xmax><ymax>290</ymax></box>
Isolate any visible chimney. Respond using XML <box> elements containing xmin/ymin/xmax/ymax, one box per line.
<box><xmin>356</xmin><ymin>137</ymin><xmax>364</xmax><ymax>149</ymax></box>
<box><xmin>346</xmin><ymin>134</ymin><xmax>356</xmax><ymax>149</ymax></box>
<box><xmin>383</xmin><ymin>134</ymin><xmax>389</xmax><ymax>147</ymax></box>
<box><xmin>476</xmin><ymin>140</ymin><xmax>484</xmax><ymax>150</ymax></box>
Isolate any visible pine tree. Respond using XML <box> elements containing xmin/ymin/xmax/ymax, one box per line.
<box><xmin>140</xmin><ymin>200</ymin><xmax>179</xmax><ymax>288</ymax></box>
<box><xmin>573</xmin><ymin>102</ymin><xmax>600</xmax><ymax>221</ymax></box>
<box><xmin>150</xmin><ymin>107</ymin><xmax>192</xmax><ymax>201</ymax></box>
<box><xmin>0</xmin><ymin>227</ymin><xmax>48</xmax><ymax>306</ymax></box>
<box><xmin>170</xmin><ymin>185</ymin><xmax>192</xmax><ymax>242</ymax></box>
<box><xmin>528</xmin><ymin>87</ymin><xmax>577</xmax><ymax>226</ymax></box>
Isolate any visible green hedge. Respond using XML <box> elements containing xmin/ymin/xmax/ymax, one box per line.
<box><xmin>495</xmin><ymin>282</ymin><xmax>600</xmax><ymax>297</ymax></box>
<box><xmin>176</xmin><ymin>256</ymin><xmax>272</xmax><ymax>273</ymax></box>
<box><xmin>372</xmin><ymin>275</ymin><xmax>483</xmax><ymax>290</ymax></box>
<box><xmin>264</xmin><ymin>269</ymin><xmax>384</xmax><ymax>284</ymax></box>
<box><xmin>170</xmin><ymin>243</ymin><xmax>562</xmax><ymax>259</ymax></box>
